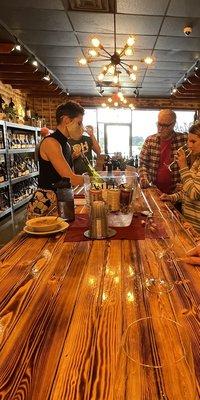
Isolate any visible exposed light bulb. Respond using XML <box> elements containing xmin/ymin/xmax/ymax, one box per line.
<box><xmin>101</xmin><ymin>102</ymin><xmax>107</xmax><ymax>107</ymax></box>
<box><xmin>125</xmin><ymin>47</ymin><xmax>133</xmax><ymax>56</ymax></box>
<box><xmin>118</xmin><ymin>91</ymin><xmax>123</xmax><ymax>98</ymax></box>
<box><xmin>172</xmin><ymin>86</ymin><xmax>177</xmax><ymax>94</ymax></box>
<box><xmin>91</xmin><ymin>37</ymin><xmax>100</xmax><ymax>47</ymax></box>
<box><xmin>144</xmin><ymin>56</ymin><xmax>153</xmax><ymax>65</ymax></box>
<box><xmin>88</xmin><ymin>49</ymin><xmax>98</xmax><ymax>57</ymax></box>
<box><xmin>15</xmin><ymin>44</ymin><xmax>21</xmax><ymax>51</ymax></box>
<box><xmin>127</xmin><ymin>36</ymin><xmax>135</xmax><ymax>46</ymax></box>
<box><xmin>98</xmin><ymin>73</ymin><xmax>104</xmax><ymax>81</ymax></box>
<box><xmin>130</xmin><ymin>73</ymin><xmax>136</xmax><ymax>81</ymax></box>
<box><xmin>116</xmin><ymin>49</ymin><xmax>122</xmax><ymax>54</ymax></box>
<box><xmin>79</xmin><ymin>58</ymin><xmax>87</xmax><ymax>66</ymax></box>
<box><xmin>123</xmin><ymin>99</ymin><xmax>127</xmax><ymax>104</ymax></box>
<box><xmin>129</xmin><ymin>103</ymin><xmax>135</xmax><ymax>109</ymax></box>
<box><xmin>102</xmin><ymin>65</ymin><xmax>108</xmax><ymax>72</ymax></box>
<box><xmin>112</xmin><ymin>75</ymin><xmax>119</xmax><ymax>84</ymax></box>
<box><xmin>43</xmin><ymin>74</ymin><xmax>50</xmax><ymax>81</ymax></box>
<box><xmin>32</xmin><ymin>59</ymin><xmax>38</xmax><ymax>67</ymax></box>
<box><xmin>108</xmin><ymin>97</ymin><xmax>112</xmax><ymax>103</ymax></box>
<box><xmin>132</xmin><ymin>65</ymin><xmax>138</xmax><ymax>71</ymax></box>
<box><xmin>114</xmin><ymin>102</ymin><xmax>118</xmax><ymax>107</ymax></box>
<box><xmin>107</xmin><ymin>64</ymin><xmax>115</xmax><ymax>74</ymax></box>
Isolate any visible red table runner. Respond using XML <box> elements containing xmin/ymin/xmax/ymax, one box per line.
<box><xmin>64</xmin><ymin>213</ymin><xmax>166</xmax><ymax>242</ymax></box>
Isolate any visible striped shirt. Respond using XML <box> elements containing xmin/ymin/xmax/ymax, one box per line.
<box><xmin>139</xmin><ymin>131</ymin><xmax>188</xmax><ymax>193</ymax></box>
<box><xmin>166</xmin><ymin>157</ymin><xmax>200</xmax><ymax>232</ymax></box>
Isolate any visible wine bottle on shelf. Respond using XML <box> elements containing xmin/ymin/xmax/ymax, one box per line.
<box><xmin>24</xmin><ymin>102</ymin><xmax>31</xmax><ymax>123</ymax></box>
<box><xmin>1</xmin><ymin>162</ymin><xmax>7</xmax><ymax>181</ymax></box>
<box><xmin>0</xmin><ymin>128</ymin><xmax>4</xmax><ymax>149</ymax></box>
<box><xmin>24</xmin><ymin>134</ymin><xmax>29</xmax><ymax>148</ymax></box>
<box><xmin>9</xmin><ymin>98</ymin><xmax>15</xmax><ymax>109</ymax></box>
<box><xmin>81</xmin><ymin>153</ymin><xmax>104</xmax><ymax>185</ymax></box>
<box><xmin>0</xmin><ymin>164</ymin><xmax>5</xmax><ymax>182</ymax></box>
<box><xmin>0</xmin><ymin>189</ymin><xmax>9</xmax><ymax>211</ymax></box>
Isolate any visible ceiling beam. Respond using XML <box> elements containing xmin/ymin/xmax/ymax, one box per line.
<box><xmin>0</xmin><ymin>72</ymin><xmax>44</xmax><ymax>80</ymax></box>
<box><xmin>0</xmin><ymin>54</ymin><xmax>28</xmax><ymax>64</ymax></box>
<box><xmin>0</xmin><ymin>42</ymin><xmax>14</xmax><ymax>53</ymax></box>
<box><xmin>0</xmin><ymin>64</ymin><xmax>36</xmax><ymax>72</ymax></box>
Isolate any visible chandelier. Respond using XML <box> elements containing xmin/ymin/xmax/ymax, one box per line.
<box><xmin>101</xmin><ymin>90</ymin><xmax>135</xmax><ymax>110</ymax></box>
<box><xmin>78</xmin><ymin>1</ymin><xmax>154</xmax><ymax>88</ymax></box>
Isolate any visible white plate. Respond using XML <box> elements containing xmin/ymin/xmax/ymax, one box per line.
<box><xmin>23</xmin><ymin>221</ymin><xmax>69</xmax><ymax>235</ymax></box>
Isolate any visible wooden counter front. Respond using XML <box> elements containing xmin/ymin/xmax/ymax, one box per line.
<box><xmin>0</xmin><ymin>188</ymin><xmax>199</xmax><ymax>399</ymax></box>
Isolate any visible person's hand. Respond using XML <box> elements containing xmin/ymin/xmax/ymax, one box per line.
<box><xmin>175</xmin><ymin>148</ymin><xmax>187</xmax><ymax>169</ymax></box>
<box><xmin>160</xmin><ymin>193</ymin><xmax>171</xmax><ymax>201</ymax></box>
<box><xmin>85</xmin><ymin>126</ymin><xmax>94</xmax><ymax>137</ymax></box>
<box><xmin>180</xmin><ymin>244</ymin><xmax>200</xmax><ymax>265</ymax></box>
<box><xmin>140</xmin><ymin>178</ymin><xmax>150</xmax><ymax>188</ymax></box>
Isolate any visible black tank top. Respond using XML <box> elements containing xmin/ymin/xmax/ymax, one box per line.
<box><xmin>38</xmin><ymin>129</ymin><xmax>73</xmax><ymax>190</ymax></box>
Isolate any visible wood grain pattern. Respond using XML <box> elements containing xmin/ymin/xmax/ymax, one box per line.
<box><xmin>0</xmin><ymin>189</ymin><xmax>199</xmax><ymax>399</ymax></box>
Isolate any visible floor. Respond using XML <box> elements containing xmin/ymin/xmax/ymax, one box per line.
<box><xmin>0</xmin><ymin>206</ymin><xmax>27</xmax><ymax>248</ymax></box>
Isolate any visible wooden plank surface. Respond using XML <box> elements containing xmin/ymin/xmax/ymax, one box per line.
<box><xmin>0</xmin><ymin>188</ymin><xmax>199</xmax><ymax>399</ymax></box>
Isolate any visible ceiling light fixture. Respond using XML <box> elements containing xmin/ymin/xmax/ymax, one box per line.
<box><xmin>43</xmin><ymin>69</ymin><xmax>51</xmax><ymax>81</ymax></box>
<box><xmin>170</xmin><ymin>85</ymin><xmax>177</xmax><ymax>95</ymax></box>
<box><xmin>101</xmin><ymin>90</ymin><xmax>135</xmax><ymax>110</ymax></box>
<box><xmin>32</xmin><ymin>58</ymin><xmax>38</xmax><ymax>67</ymax></box>
<box><xmin>78</xmin><ymin>0</ymin><xmax>154</xmax><ymax>89</ymax></box>
<box><xmin>194</xmin><ymin>60</ymin><xmax>200</xmax><ymax>71</ymax></box>
<box><xmin>15</xmin><ymin>43</ymin><xmax>21</xmax><ymax>52</ymax></box>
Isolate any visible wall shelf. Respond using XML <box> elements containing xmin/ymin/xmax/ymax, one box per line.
<box><xmin>11</xmin><ymin>172</ymin><xmax>39</xmax><ymax>185</ymax></box>
<box><xmin>0</xmin><ymin>180</ymin><xmax>9</xmax><ymax>189</ymax></box>
<box><xmin>0</xmin><ymin>149</ymin><xmax>6</xmax><ymax>154</ymax></box>
<box><xmin>9</xmin><ymin>148</ymin><xmax>36</xmax><ymax>154</ymax></box>
<box><xmin>0</xmin><ymin>121</ymin><xmax>39</xmax><ymax>219</ymax></box>
<box><xmin>0</xmin><ymin>207</ymin><xmax>12</xmax><ymax>219</ymax></box>
<box><xmin>13</xmin><ymin>195</ymin><xmax>33</xmax><ymax>211</ymax></box>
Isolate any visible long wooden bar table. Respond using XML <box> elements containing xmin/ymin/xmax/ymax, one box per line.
<box><xmin>0</xmin><ymin>187</ymin><xmax>199</xmax><ymax>399</ymax></box>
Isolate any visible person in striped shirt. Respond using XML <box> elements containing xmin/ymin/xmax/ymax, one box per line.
<box><xmin>139</xmin><ymin>109</ymin><xmax>188</xmax><ymax>194</ymax></box>
<box><xmin>161</xmin><ymin>121</ymin><xmax>200</xmax><ymax>233</ymax></box>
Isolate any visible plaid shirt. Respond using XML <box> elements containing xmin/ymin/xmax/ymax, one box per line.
<box><xmin>139</xmin><ymin>131</ymin><xmax>188</xmax><ymax>192</ymax></box>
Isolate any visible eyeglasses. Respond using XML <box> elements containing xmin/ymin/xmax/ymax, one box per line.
<box><xmin>157</xmin><ymin>122</ymin><xmax>173</xmax><ymax>128</ymax></box>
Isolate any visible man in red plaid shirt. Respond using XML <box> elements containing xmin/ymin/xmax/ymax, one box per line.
<box><xmin>139</xmin><ymin>109</ymin><xmax>188</xmax><ymax>194</ymax></box>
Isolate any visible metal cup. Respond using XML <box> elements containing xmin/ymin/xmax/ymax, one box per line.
<box><xmin>89</xmin><ymin>201</ymin><xmax>108</xmax><ymax>239</ymax></box>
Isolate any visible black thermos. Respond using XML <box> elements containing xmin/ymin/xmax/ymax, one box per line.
<box><xmin>55</xmin><ymin>178</ymin><xmax>75</xmax><ymax>222</ymax></box>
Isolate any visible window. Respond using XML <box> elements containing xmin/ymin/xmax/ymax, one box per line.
<box><xmin>97</xmin><ymin>108</ymin><xmax>132</xmax><ymax>123</ymax></box>
<box><xmin>83</xmin><ymin>108</ymin><xmax>97</xmax><ymax>136</ymax></box>
<box><xmin>175</xmin><ymin>111</ymin><xmax>195</xmax><ymax>132</ymax></box>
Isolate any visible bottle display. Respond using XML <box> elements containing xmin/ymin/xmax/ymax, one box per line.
<box><xmin>10</xmin><ymin>154</ymin><xmax>38</xmax><ymax>179</ymax></box>
<box><xmin>0</xmin><ymin>121</ymin><xmax>40</xmax><ymax>219</ymax></box>
<box><xmin>7</xmin><ymin>129</ymin><xmax>35</xmax><ymax>149</ymax></box>
<box><xmin>55</xmin><ymin>178</ymin><xmax>75</xmax><ymax>222</ymax></box>
<box><xmin>12</xmin><ymin>177</ymin><xmax>38</xmax><ymax>205</ymax></box>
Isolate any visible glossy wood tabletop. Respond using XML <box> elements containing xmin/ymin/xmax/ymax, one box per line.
<box><xmin>0</xmin><ymin>188</ymin><xmax>199</xmax><ymax>400</ymax></box>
